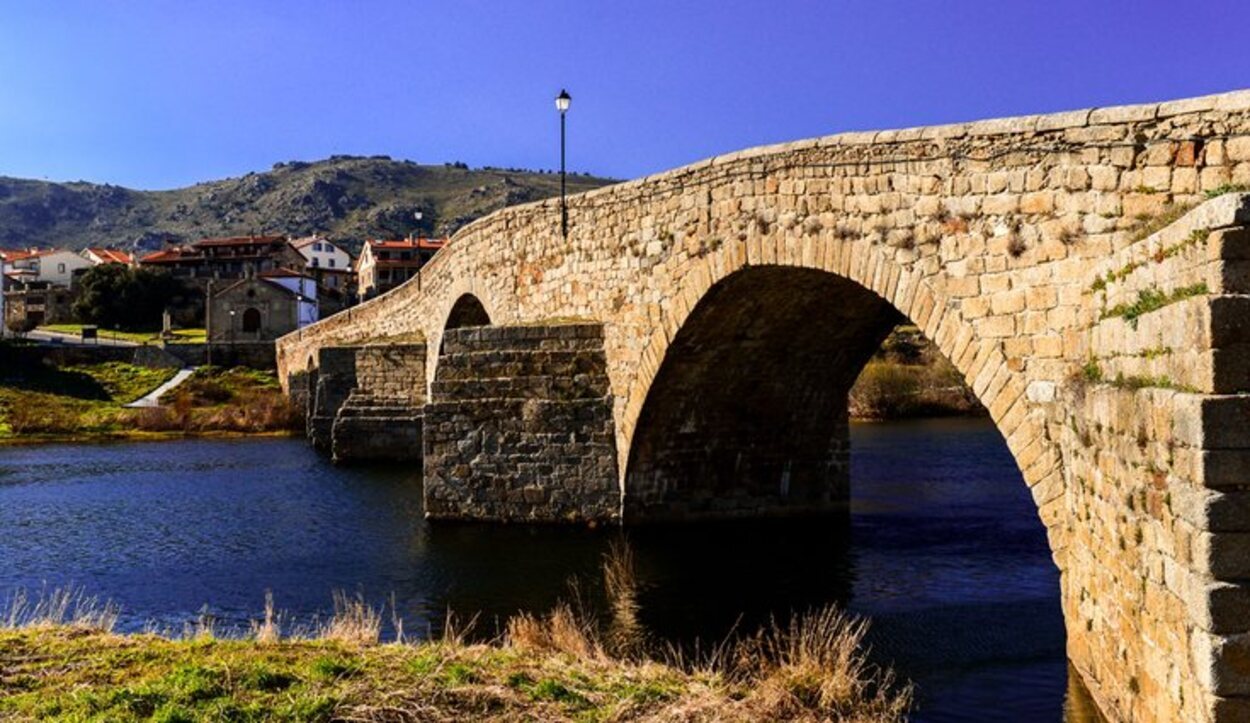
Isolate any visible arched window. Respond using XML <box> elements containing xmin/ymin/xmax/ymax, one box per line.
<box><xmin>242</xmin><ymin>307</ymin><xmax>262</xmax><ymax>333</ymax></box>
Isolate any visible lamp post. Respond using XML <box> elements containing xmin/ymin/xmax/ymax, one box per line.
<box><xmin>0</xmin><ymin>255</ymin><xmax>7</xmax><ymax>340</ymax></box>
<box><xmin>555</xmin><ymin>89</ymin><xmax>571</xmax><ymax>237</ymax></box>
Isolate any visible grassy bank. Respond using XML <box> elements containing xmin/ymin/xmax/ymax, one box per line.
<box><xmin>0</xmin><ymin>576</ymin><xmax>910</xmax><ymax>722</ymax></box>
<box><xmin>849</xmin><ymin>326</ymin><xmax>985</xmax><ymax>420</ymax></box>
<box><xmin>0</xmin><ymin>360</ymin><xmax>178</xmax><ymax>439</ymax></box>
<box><xmin>0</xmin><ymin>357</ymin><xmax>300</xmax><ymax>445</ymax></box>
<box><xmin>135</xmin><ymin>366</ymin><xmax>301</xmax><ymax>435</ymax></box>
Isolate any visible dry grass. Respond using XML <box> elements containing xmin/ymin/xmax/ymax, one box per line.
<box><xmin>0</xmin><ymin>574</ymin><xmax>910</xmax><ymax>722</ymax></box>
<box><xmin>507</xmin><ymin>603</ymin><xmax>607</xmax><ymax>662</ymax></box>
<box><xmin>250</xmin><ymin>590</ymin><xmax>281</xmax><ymax>644</ymax></box>
<box><xmin>740</xmin><ymin>608</ymin><xmax>912</xmax><ymax>721</ymax></box>
<box><xmin>2</xmin><ymin>585</ymin><xmax>118</xmax><ymax>632</ymax></box>
<box><xmin>849</xmin><ymin>326</ymin><xmax>984</xmax><ymax>420</ymax></box>
<box><xmin>134</xmin><ymin>367</ymin><xmax>302</xmax><ymax>434</ymax></box>
<box><xmin>318</xmin><ymin>591</ymin><xmax>383</xmax><ymax>646</ymax></box>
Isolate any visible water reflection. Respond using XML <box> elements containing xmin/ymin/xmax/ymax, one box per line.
<box><xmin>0</xmin><ymin>419</ymin><xmax>1098</xmax><ymax>720</ymax></box>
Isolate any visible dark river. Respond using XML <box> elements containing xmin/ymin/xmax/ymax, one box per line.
<box><xmin>0</xmin><ymin>418</ymin><xmax>1101</xmax><ymax>721</ymax></box>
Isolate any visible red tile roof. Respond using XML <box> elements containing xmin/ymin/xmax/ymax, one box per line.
<box><xmin>86</xmin><ymin>248</ymin><xmax>134</xmax><ymax>264</ymax></box>
<box><xmin>138</xmin><ymin>248</ymin><xmax>192</xmax><ymax>264</ymax></box>
<box><xmin>367</xmin><ymin>237</ymin><xmax>447</xmax><ymax>250</ymax></box>
<box><xmin>193</xmin><ymin>235</ymin><xmax>287</xmax><ymax>247</ymax></box>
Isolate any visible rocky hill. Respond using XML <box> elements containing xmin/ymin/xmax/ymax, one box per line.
<box><xmin>0</xmin><ymin>157</ymin><xmax>616</xmax><ymax>253</ymax></box>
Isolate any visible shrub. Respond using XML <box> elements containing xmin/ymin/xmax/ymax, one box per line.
<box><xmin>6</xmin><ymin>404</ymin><xmax>84</xmax><ymax>435</ymax></box>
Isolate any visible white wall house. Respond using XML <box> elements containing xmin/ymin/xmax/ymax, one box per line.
<box><xmin>31</xmin><ymin>250</ymin><xmax>92</xmax><ymax>287</ymax></box>
<box><xmin>292</xmin><ymin>236</ymin><xmax>355</xmax><ymax>292</ymax></box>
<box><xmin>260</xmin><ymin>270</ymin><xmax>319</xmax><ymax>328</ymax></box>
<box><xmin>293</xmin><ymin>236</ymin><xmax>352</xmax><ymax>272</ymax></box>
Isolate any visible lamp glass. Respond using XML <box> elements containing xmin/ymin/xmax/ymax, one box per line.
<box><xmin>555</xmin><ymin>90</ymin><xmax>571</xmax><ymax>113</ymax></box>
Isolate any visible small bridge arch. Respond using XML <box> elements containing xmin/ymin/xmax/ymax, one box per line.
<box><xmin>443</xmin><ymin>293</ymin><xmax>493</xmax><ymax>333</ymax></box>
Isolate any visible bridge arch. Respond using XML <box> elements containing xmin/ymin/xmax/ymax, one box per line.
<box><xmin>618</xmin><ymin>244</ymin><xmax>1065</xmax><ymax>562</ymax></box>
<box><xmin>443</xmin><ymin>293</ymin><xmax>492</xmax><ymax>332</ymax></box>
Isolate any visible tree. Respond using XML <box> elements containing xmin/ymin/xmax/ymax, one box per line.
<box><xmin>72</xmin><ymin>265</ymin><xmax>195</xmax><ymax>331</ymax></box>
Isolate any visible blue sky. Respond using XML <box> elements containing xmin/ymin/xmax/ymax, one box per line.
<box><xmin>1</xmin><ymin>0</ymin><xmax>1248</xmax><ymax>189</ymax></box>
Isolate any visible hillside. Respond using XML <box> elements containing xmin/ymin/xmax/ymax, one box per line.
<box><xmin>0</xmin><ymin>157</ymin><xmax>616</xmax><ymax>253</ymax></box>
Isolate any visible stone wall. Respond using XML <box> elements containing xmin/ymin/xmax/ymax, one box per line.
<box><xmin>423</xmin><ymin>324</ymin><xmax>619</xmax><ymax>522</ymax></box>
<box><xmin>276</xmin><ymin>90</ymin><xmax>1250</xmax><ymax>722</ymax></box>
<box><xmin>330</xmin><ymin>343</ymin><xmax>426</xmax><ymax>463</ymax></box>
<box><xmin>166</xmin><ymin>341</ymin><xmax>276</xmax><ymax>370</ymax></box>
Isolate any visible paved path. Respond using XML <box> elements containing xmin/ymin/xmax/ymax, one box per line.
<box><xmin>25</xmin><ymin>329</ymin><xmax>139</xmax><ymax>347</ymax></box>
<box><xmin>125</xmin><ymin>368</ymin><xmax>196</xmax><ymax>408</ymax></box>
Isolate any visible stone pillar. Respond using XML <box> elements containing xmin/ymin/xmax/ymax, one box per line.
<box><xmin>307</xmin><ymin>346</ymin><xmax>359</xmax><ymax>452</ymax></box>
<box><xmin>330</xmin><ymin>343</ymin><xmax>426</xmax><ymax>463</ymax></box>
<box><xmin>423</xmin><ymin>324</ymin><xmax>619</xmax><ymax>523</ymax></box>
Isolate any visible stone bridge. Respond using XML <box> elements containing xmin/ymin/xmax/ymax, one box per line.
<box><xmin>278</xmin><ymin>90</ymin><xmax>1250</xmax><ymax>722</ymax></box>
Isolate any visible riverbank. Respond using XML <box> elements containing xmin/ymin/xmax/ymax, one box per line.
<box><xmin>848</xmin><ymin>326</ymin><xmax>985</xmax><ymax>420</ymax></box>
<box><xmin>0</xmin><ymin>591</ymin><xmax>909</xmax><ymax>722</ymax></box>
<box><xmin>0</xmin><ymin>357</ymin><xmax>300</xmax><ymax>445</ymax></box>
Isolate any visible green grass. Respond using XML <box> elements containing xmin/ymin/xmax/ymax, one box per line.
<box><xmin>0</xmin><ymin>357</ymin><xmax>297</xmax><ymax>443</ymax></box>
<box><xmin>38</xmin><ymin>324</ymin><xmax>207</xmax><ymax>345</ymax></box>
<box><xmin>1080</xmin><ymin>360</ymin><xmax>1104</xmax><ymax>383</ymax></box>
<box><xmin>0</xmin><ymin>360</ymin><xmax>178</xmax><ymax>439</ymax></box>
<box><xmin>0</xmin><ymin>627</ymin><xmax>788</xmax><ymax>723</ymax></box>
<box><xmin>39</xmin><ymin>324</ymin><xmax>157</xmax><ymax>344</ymax></box>
<box><xmin>1101</xmin><ymin>283</ymin><xmax>1209</xmax><ymax>328</ymax></box>
<box><xmin>1204</xmin><ymin>183</ymin><xmax>1250</xmax><ymax>199</ymax></box>
<box><xmin>1090</xmin><ymin>228</ymin><xmax>1211</xmax><ymax>293</ymax></box>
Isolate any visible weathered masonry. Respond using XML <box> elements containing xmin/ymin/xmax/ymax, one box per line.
<box><xmin>280</xmin><ymin>90</ymin><xmax>1250</xmax><ymax>722</ymax></box>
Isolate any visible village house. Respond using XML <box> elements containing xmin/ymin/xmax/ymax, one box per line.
<box><xmin>0</xmin><ymin>248</ymin><xmax>92</xmax><ymax>287</ymax></box>
<box><xmin>81</xmin><ymin>248</ymin><xmax>135</xmax><ymax>266</ymax></box>
<box><xmin>291</xmin><ymin>235</ymin><xmax>353</xmax><ymax>289</ymax></box>
<box><xmin>206</xmin><ymin>269</ymin><xmax>318</xmax><ymax>343</ymax></box>
<box><xmin>2</xmin><ymin>276</ymin><xmax>74</xmax><ymax>331</ymax></box>
<box><xmin>1</xmin><ymin>248</ymin><xmax>90</xmax><ymax>332</ymax></box>
<box><xmin>139</xmin><ymin>235</ymin><xmax>306</xmax><ymax>283</ymax></box>
<box><xmin>355</xmin><ymin>237</ymin><xmax>444</xmax><ymax>299</ymax></box>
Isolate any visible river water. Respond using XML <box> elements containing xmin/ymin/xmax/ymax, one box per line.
<box><xmin>0</xmin><ymin>419</ymin><xmax>1100</xmax><ymax>721</ymax></box>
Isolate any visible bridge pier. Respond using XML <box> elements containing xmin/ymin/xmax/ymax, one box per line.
<box><xmin>330</xmin><ymin>343</ymin><xmax>426</xmax><ymax>463</ymax></box>
<box><xmin>307</xmin><ymin>346</ymin><xmax>359</xmax><ymax>452</ymax></box>
<box><xmin>423</xmin><ymin>324</ymin><xmax>619</xmax><ymax>522</ymax></box>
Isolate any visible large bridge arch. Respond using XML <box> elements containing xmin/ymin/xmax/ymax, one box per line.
<box><xmin>617</xmin><ymin>248</ymin><xmax>1064</xmax><ymax>542</ymax></box>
